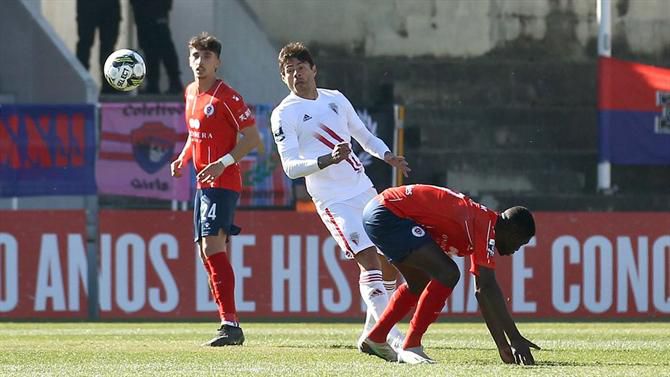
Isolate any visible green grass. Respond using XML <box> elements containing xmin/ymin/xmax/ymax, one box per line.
<box><xmin>0</xmin><ymin>322</ymin><xmax>668</xmax><ymax>376</ymax></box>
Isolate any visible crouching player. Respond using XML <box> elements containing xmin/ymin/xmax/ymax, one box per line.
<box><xmin>359</xmin><ymin>184</ymin><xmax>540</xmax><ymax>364</ymax></box>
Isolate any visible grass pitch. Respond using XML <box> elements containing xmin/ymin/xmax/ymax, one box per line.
<box><xmin>0</xmin><ymin>322</ymin><xmax>668</xmax><ymax>376</ymax></box>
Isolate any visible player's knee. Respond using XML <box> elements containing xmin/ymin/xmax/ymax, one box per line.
<box><xmin>436</xmin><ymin>264</ymin><xmax>460</xmax><ymax>289</ymax></box>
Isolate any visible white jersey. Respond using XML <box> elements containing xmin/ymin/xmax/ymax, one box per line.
<box><xmin>271</xmin><ymin>89</ymin><xmax>390</xmax><ymax>207</ymax></box>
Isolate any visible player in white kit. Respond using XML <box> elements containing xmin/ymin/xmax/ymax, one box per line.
<box><xmin>271</xmin><ymin>42</ymin><xmax>410</xmax><ymax>356</ymax></box>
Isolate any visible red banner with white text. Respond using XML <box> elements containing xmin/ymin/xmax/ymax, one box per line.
<box><xmin>1</xmin><ymin>211</ymin><xmax>669</xmax><ymax>319</ymax></box>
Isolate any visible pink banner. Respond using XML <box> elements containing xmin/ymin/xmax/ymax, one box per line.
<box><xmin>96</xmin><ymin>102</ymin><xmax>190</xmax><ymax>200</ymax></box>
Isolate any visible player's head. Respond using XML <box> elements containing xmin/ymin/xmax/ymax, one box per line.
<box><xmin>494</xmin><ymin>206</ymin><xmax>535</xmax><ymax>256</ymax></box>
<box><xmin>188</xmin><ymin>32</ymin><xmax>222</xmax><ymax>80</ymax></box>
<box><xmin>278</xmin><ymin>42</ymin><xmax>317</xmax><ymax>96</ymax></box>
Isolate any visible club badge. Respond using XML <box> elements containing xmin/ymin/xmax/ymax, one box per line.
<box><xmin>204</xmin><ymin>104</ymin><xmax>214</xmax><ymax>117</ymax></box>
<box><xmin>411</xmin><ymin>226</ymin><xmax>425</xmax><ymax>237</ymax></box>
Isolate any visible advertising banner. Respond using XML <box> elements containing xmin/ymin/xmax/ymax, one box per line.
<box><xmin>0</xmin><ymin>105</ymin><xmax>96</xmax><ymax>197</ymax></box>
<box><xmin>0</xmin><ymin>211</ymin><xmax>88</xmax><ymax>318</ymax></box>
<box><xmin>1</xmin><ymin>211</ymin><xmax>669</xmax><ymax>319</ymax></box>
<box><xmin>97</xmin><ymin>102</ymin><xmax>190</xmax><ymax>201</ymax></box>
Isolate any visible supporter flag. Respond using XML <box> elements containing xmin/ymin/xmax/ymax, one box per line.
<box><xmin>96</xmin><ymin>102</ymin><xmax>190</xmax><ymax>200</ymax></box>
<box><xmin>237</xmin><ymin>104</ymin><xmax>294</xmax><ymax>208</ymax></box>
<box><xmin>599</xmin><ymin>56</ymin><xmax>670</xmax><ymax>165</ymax></box>
<box><xmin>0</xmin><ymin>104</ymin><xmax>96</xmax><ymax>196</ymax></box>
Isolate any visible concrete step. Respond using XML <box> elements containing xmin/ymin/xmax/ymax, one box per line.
<box><xmin>476</xmin><ymin>191</ymin><xmax>670</xmax><ymax>212</ymax></box>
<box><xmin>404</xmin><ymin>105</ymin><xmax>597</xmax><ymax>150</ymax></box>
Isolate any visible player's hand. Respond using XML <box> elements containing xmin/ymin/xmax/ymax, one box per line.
<box><xmin>330</xmin><ymin>142</ymin><xmax>351</xmax><ymax>164</ymax></box>
<box><xmin>510</xmin><ymin>336</ymin><xmax>540</xmax><ymax>365</ymax></box>
<box><xmin>171</xmin><ymin>159</ymin><xmax>184</xmax><ymax>178</ymax></box>
<box><xmin>498</xmin><ymin>344</ymin><xmax>516</xmax><ymax>364</ymax></box>
<box><xmin>384</xmin><ymin>152</ymin><xmax>411</xmax><ymax>177</ymax></box>
<box><xmin>196</xmin><ymin>162</ymin><xmax>225</xmax><ymax>184</ymax></box>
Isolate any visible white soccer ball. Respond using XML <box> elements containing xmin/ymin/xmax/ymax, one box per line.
<box><xmin>103</xmin><ymin>49</ymin><xmax>146</xmax><ymax>92</ymax></box>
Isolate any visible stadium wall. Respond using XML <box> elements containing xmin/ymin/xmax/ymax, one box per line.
<box><xmin>0</xmin><ymin>0</ymin><xmax>96</xmax><ymax>104</ymax></box>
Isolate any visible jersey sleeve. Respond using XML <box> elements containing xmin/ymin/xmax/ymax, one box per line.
<box><xmin>222</xmin><ymin>90</ymin><xmax>255</xmax><ymax>131</ymax></box>
<box><xmin>340</xmin><ymin>93</ymin><xmax>389</xmax><ymax>160</ymax></box>
<box><xmin>270</xmin><ymin>107</ymin><xmax>320</xmax><ymax>179</ymax></box>
<box><xmin>468</xmin><ymin>210</ymin><xmax>497</xmax><ymax>276</ymax></box>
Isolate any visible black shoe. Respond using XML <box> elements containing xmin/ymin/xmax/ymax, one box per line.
<box><xmin>202</xmin><ymin>324</ymin><xmax>245</xmax><ymax>347</ymax></box>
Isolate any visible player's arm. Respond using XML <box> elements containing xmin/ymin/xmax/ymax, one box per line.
<box><xmin>343</xmin><ymin>95</ymin><xmax>411</xmax><ymax>177</ymax></box>
<box><xmin>270</xmin><ymin>111</ymin><xmax>349</xmax><ymax>179</ymax></box>
<box><xmin>229</xmin><ymin>124</ymin><xmax>261</xmax><ymax>161</ymax></box>
<box><xmin>171</xmin><ymin>134</ymin><xmax>192</xmax><ymax>178</ymax></box>
<box><xmin>475</xmin><ymin>266</ymin><xmax>540</xmax><ymax>365</ymax></box>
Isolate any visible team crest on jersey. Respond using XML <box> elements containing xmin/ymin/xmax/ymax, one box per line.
<box><xmin>487</xmin><ymin>239</ymin><xmax>496</xmax><ymax>256</ymax></box>
<box><xmin>130</xmin><ymin>122</ymin><xmax>176</xmax><ymax>174</ymax></box>
<box><xmin>350</xmin><ymin>232</ymin><xmax>359</xmax><ymax>246</ymax></box>
<box><xmin>328</xmin><ymin>103</ymin><xmax>338</xmax><ymax>114</ymax></box>
<box><xmin>411</xmin><ymin>226</ymin><xmax>425</xmax><ymax>237</ymax></box>
<box><xmin>204</xmin><ymin>104</ymin><xmax>215</xmax><ymax>117</ymax></box>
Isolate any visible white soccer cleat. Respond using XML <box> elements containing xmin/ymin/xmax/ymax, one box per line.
<box><xmin>358</xmin><ymin>337</ymin><xmax>398</xmax><ymax>362</ymax></box>
<box><xmin>397</xmin><ymin>346</ymin><xmax>436</xmax><ymax>364</ymax></box>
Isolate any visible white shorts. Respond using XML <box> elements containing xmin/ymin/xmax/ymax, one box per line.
<box><xmin>316</xmin><ymin>188</ymin><xmax>379</xmax><ymax>259</ymax></box>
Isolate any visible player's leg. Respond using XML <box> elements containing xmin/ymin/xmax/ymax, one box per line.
<box><xmin>97</xmin><ymin>9</ymin><xmax>120</xmax><ymax>93</ymax></box>
<box><xmin>394</xmin><ymin>241</ymin><xmax>460</xmax><ymax>363</ymax></box>
<box><xmin>366</xmin><ymin>262</ymin><xmax>427</xmax><ymax>342</ymax></box>
<box><xmin>75</xmin><ymin>7</ymin><xmax>96</xmax><ymax>70</ymax></box>
<box><xmin>197</xmin><ymin>189</ymin><xmax>244</xmax><ymax>347</ymax></box>
<box><xmin>361</xmin><ymin>255</ymin><xmax>400</xmax><ymax>347</ymax></box>
<box><xmin>317</xmin><ymin>190</ymin><xmax>403</xmax><ymax>348</ymax></box>
<box><xmin>359</xmin><ymin>197</ymin><xmax>444</xmax><ymax>362</ymax></box>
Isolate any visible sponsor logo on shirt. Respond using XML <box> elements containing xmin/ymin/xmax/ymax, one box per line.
<box><xmin>303</xmin><ymin>114</ymin><xmax>312</xmax><ymax>122</ymax></box>
<box><xmin>189</xmin><ymin>130</ymin><xmax>213</xmax><ymax>139</ymax></box>
<box><xmin>239</xmin><ymin>108</ymin><xmax>252</xmax><ymax>122</ymax></box>
<box><xmin>189</xmin><ymin>118</ymin><xmax>201</xmax><ymax>129</ymax></box>
<box><xmin>273</xmin><ymin>126</ymin><xmax>285</xmax><ymax>142</ymax></box>
<box><xmin>487</xmin><ymin>239</ymin><xmax>496</xmax><ymax>257</ymax></box>
<box><xmin>411</xmin><ymin>226</ymin><xmax>425</xmax><ymax>237</ymax></box>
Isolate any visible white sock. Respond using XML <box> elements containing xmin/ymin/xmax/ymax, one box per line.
<box><xmin>359</xmin><ymin>271</ymin><xmax>403</xmax><ymax>342</ymax></box>
<box><xmin>383</xmin><ymin>280</ymin><xmax>397</xmax><ymax>296</ymax></box>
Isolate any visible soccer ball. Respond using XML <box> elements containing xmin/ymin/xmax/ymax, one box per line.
<box><xmin>103</xmin><ymin>49</ymin><xmax>146</xmax><ymax>91</ymax></box>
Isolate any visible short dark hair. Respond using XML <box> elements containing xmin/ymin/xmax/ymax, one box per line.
<box><xmin>188</xmin><ymin>32</ymin><xmax>221</xmax><ymax>58</ymax></box>
<box><xmin>507</xmin><ymin>206</ymin><xmax>536</xmax><ymax>238</ymax></box>
<box><xmin>278</xmin><ymin>42</ymin><xmax>315</xmax><ymax>75</ymax></box>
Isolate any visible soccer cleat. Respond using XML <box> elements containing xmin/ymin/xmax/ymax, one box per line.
<box><xmin>388</xmin><ymin>334</ymin><xmax>405</xmax><ymax>353</ymax></box>
<box><xmin>358</xmin><ymin>337</ymin><xmax>398</xmax><ymax>362</ymax></box>
<box><xmin>202</xmin><ymin>324</ymin><xmax>245</xmax><ymax>347</ymax></box>
<box><xmin>397</xmin><ymin>346</ymin><xmax>436</xmax><ymax>364</ymax></box>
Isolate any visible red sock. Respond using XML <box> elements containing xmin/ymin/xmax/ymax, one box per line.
<box><xmin>368</xmin><ymin>283</ymin><xmax>419</xmax><ymax>343</ymax></box>
<box><xmin>206</xmin><ymin>252</ymin><xmax>238</xmax><ymax>323</ymax></box>
<box><xmin>403</xmin><ymin>279</ymin><xmax>453</xmax><ymax>349</ymax></box>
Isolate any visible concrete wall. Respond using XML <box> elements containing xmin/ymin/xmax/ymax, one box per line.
<box><xmin>0</xmin><ymin>0</ymin><xmax>96</xmax><ymax>103</ymax></box>
<box><xmin>39</xmin><ymin>0</ymin><xmax>286</xmax><ymax>104</ymax></box>
<box><xmin>245</xmin><ymin>0</ymin><xmax>670</xmax><ymax>58</ymax></box>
